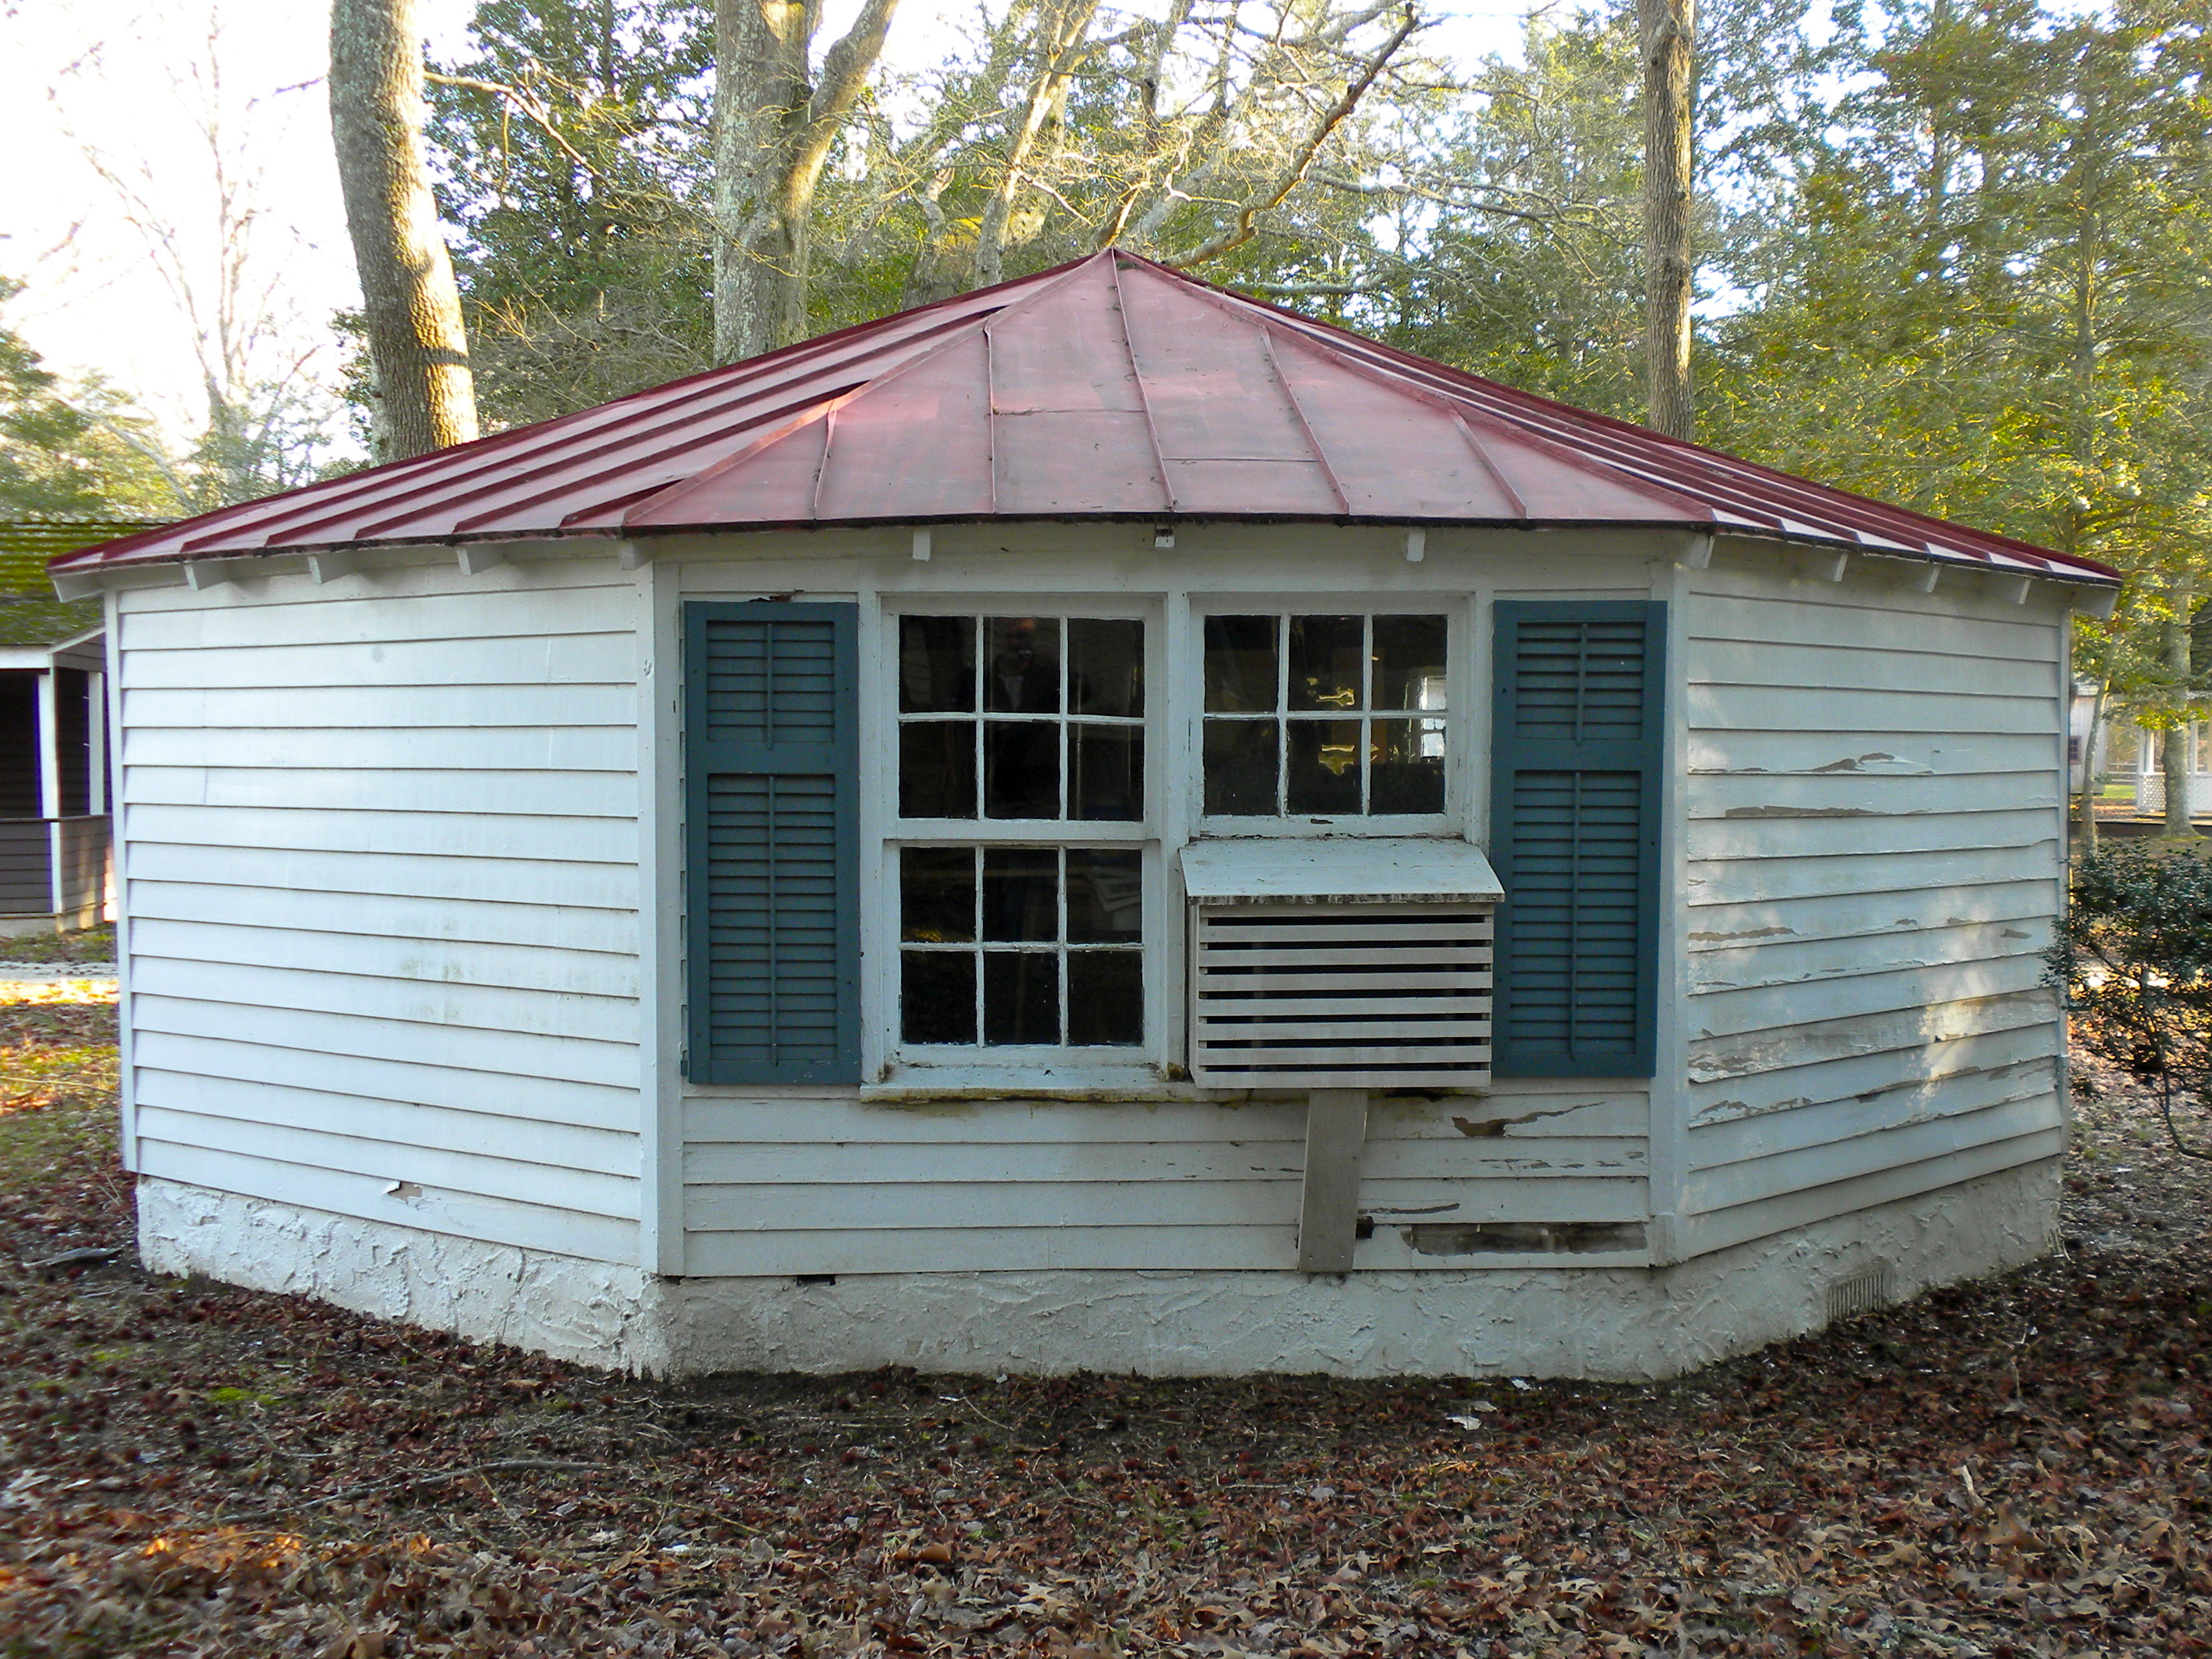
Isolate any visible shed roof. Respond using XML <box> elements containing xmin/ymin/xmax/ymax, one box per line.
<box><xmin>5</xmin><ymin>518</ymin><xmax>156</xmax><ymax>641</ymax></box>
<box><xmin>52</xmin><ymin>251</ymin><xmax>2116</xmax><ymax>586</ymax></box>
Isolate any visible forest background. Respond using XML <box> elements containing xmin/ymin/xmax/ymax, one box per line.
<box><xmin>5</xmin><ymin>0</ymin><xmax>2211</xmax><ymax>757</ymax></box>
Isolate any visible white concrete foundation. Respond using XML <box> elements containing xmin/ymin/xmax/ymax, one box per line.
<box><xmin>138</xmin><ymin>1159</ymin><xmax>2058</xmax><ymax>1379</ymax></box>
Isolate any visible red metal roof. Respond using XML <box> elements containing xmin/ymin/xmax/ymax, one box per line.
<box><xmin>53</xmin><ymin>250</ymin><xmax>2117</xmax><ymax>584</ymax></box>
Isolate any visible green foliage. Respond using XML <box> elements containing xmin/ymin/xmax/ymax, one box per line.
<box><xmin>2052</xmin><ymin>842</ymin><xmax>2212</xmax><ymax>1156</ymax></box>
<box><xmin>427</xmin><ymin>0</ymin><xmax>715</xmax><ymax>427</ymax></box>
<box><xmin>1362</xmin><ymin>13</ymin><xmax>1646</xmax><ymax>421</ymax></box>
<box><xmin>0</xmin><ymin>279</ymin><xmax>175</xmax><ymax>518</ymax></box>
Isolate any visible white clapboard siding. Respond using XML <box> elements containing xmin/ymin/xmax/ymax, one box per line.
<box><xmin>1688</xmin><ymin>988</ymin><xmax>2054</xmax><ymax>1089</ymax></box>
<box><xmin>679</xmin><ymin>1088</ymin><xmax>1649</xmax><ymax>1274</ymax></box>
<box><xmin>1689</xmin><ymin>954</ymin><xmax>2048</xmax><ymax>1042</ymax></box>
<box><xmin>127</xmin><ymin>842</ymin><xmax>640</xmax><ymax>911</ymax></box>
<box><xmin>684</xmin><ymin>1134</ymin><xmax>1645</xmax><ymax>1187</ymax></box>
<box><xmin>132</xmin><ymin>880</ymin><xmax>638</xmax><ymax>957</ymax></box>
<box><xmin>1690</xmin><ymin>842</ymin><xmax>2058</xmax><ymax>907</ymax></box>
<box><xmin>1688</xmin><ymin>636</ymin><xmax>2058</xmax><ymax>698</ymax></box>
<box><xmin>131</xmin><ymin>955</ymin><xmax>637</xmax><ymax>1044</ymax></box>
<box><xmin>1687</xmin><ymin>771</ymin><xmax>2058</xmax><ymax>818</ymax></box>
<box><xmin>125</xmin><ymin>766</ymin><xmax>640</xmax><ymax>818</ymax></box>
<box><xmin>683</xmin><ymin>1173</ymin><xmax>1646</xmax><ymax>1237</ymax></box>
<box><xmin>1688</xmin><ymin>807</ymin><xmax>2056</xmax><ymax>863</ymax></box>
<box><xmin>131</xmin><ymin>917</ymin><xmax>636</xmax><ymax>999</ymax></box>
<box><xmin>135</xmin><ymin>1030</ymin><xmax>636</xmax><ymax>1133</ymax></box>
<box><xmin>137</xmin><ymin>1106</ymin><xmax>635</xmax><ymax>1218</ymax></box>
<box><xmin>136</xmin><ymin>1067</ymin><xmax>636</xmax><ymax>1175</ymax></box>
<box><xmin>1688</xmin><ymin>1021</ymin><xmax>2058</xmax><ymax>1127</ymax></box>
<box><xmin>1688</xmin><ymin>1057</ymin><xmax>2054</xmax><ymax>1170</ymax></box>
<box><xmin>124</xmin><ymin>803</ymin><xmax>636</xmax><ymax>864</ymax></box>
<box><xmin>1689</xmin><ymin>730</ymin><xmax>2057</xmax><ymax>777</ymax></box>
<box><xmin>1689</xmin><ymin>918</ymin><xmax>2049</xmax><ymax>996</ymax></box>
<box><xmin>124</xmin><ymin>684</ymin><xmax>634</xmax><ymax>730</ymax></box>
<box><xmin>123</xmin><ymin>723</ymin><xmax>636</xmax><ymax>773</ymax></box>
<box><xmin>1688</xmin><ymin>880</ymin><xmax>2054</xmax><ymax>952</ymax></box>
<box><xmin>1683</xmin><ymin>683</ymin><xmax>2053</xmax><ymax>735</ymax></box>
<box><xmin>132</xmin><ymin>990</ymin><xmax>638</xmax><ymax>1087</ymax></box>
<box><xmin>686</xmin><ymin>1224</ymin><xmax>1290</xmax><ymax>1276</ymax></box>
<box><xmin>1691</xmin><ymin>590</ymin><xmax>2058</xmax><ymax>660</ymax></box>
<box><xmin>118</xmin><ymin>569</ymin><xmax>644</xmax><ymax>1263</ymax></box>
<box><xmin>1676</xmin><ymin>569</ymin><xmax>2064</xmax><ymax>1252</ymax></box>
<box><xmin>117</xmin><ymin>575</ymin><xmax>640</xmax><ymax>650</ymax></box>
<box><xmin>120</xmin><ymin>631</ymin><xmax>634</xmax><ymax>690</ymax></box>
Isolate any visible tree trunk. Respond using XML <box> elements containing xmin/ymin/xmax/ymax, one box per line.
<box><xmin>713</xmin><ymin>0</ymin><xmax>901</xmax><ymax>363</ymax></box>
<box><xmin>330</xmin><ymin>0</ymin><xmax>479</xmax><ymax>461</ymax></box>
<box><xmin>973</xmin><ymin>0</ymin><xmax>1103</xmax><ymax>291</ymax></box>
<box><xmin>2167</xmin><ymin>589</ymin><xmax>2195</xmax><ymax>838</ymax></box>
<box><xmin>1637</xmin><ymin>0</ymin><xmax>1695</xmax><ymax>441</ymax></box>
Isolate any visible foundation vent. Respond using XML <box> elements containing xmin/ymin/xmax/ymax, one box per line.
<box><xmin>1825</xmin><ymin>1264</ymin><xmax>1895</xmax><ymax>1324</ymax></box>
<box><xmin>1189</xmin><ymin>902</ymin><xmax>1494</xmax><ymax>1089</ymax></box>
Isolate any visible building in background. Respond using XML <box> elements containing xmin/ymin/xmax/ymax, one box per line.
<box><xmin>1</xmin><ymin>520</ymin><xmax>135</xmax><ymax>933</ymax></box>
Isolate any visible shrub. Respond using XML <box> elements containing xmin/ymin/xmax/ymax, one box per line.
<box><xmin>2051</xmin><ymin>842</ymin><xmax>2212</xmax><ymax>1158</ymax></box>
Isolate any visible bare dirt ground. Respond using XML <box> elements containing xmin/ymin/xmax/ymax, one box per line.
<box><xmin>0</xmin><ymin>982</ymin><xmax>2205</xmax><ymax>1658</ymax></box>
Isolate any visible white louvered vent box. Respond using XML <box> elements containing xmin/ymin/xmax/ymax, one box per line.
<box><xmin>1181</xmin><ymin>840</ymin><xmax>1503</xmax><ymax>1091</ymax></box>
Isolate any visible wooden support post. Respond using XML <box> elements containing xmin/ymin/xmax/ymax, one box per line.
<box><xmin>1297</xmin><ymin>1087</ymin><xmax>1368</xmax><ymax>1274</ymax></box>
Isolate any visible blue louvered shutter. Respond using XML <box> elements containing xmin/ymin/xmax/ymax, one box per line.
<box><xmin>684</xmin><ymin>602</ymin><xmax>860</xmax><ymax>1084</ymax></box>
<box><xmin>1489</xmin><ymin>602</ymin><xmax>1664</xmax><ymax>1077</ymax></box>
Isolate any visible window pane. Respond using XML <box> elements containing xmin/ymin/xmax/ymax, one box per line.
<box><xmin>902</xmin><ymin>951</ymin><xmax>975</xmax><ymax>1043</ymax></box>
<box><xmin>899</xmin><ymin>616</ymin><xmax>976</xmax><ymax>712</ymax></box>
<box><xmin>1069</xmin><ymin>618</ymin><xmax>1143</xmax><ymax>717</ymax></box>
<box><xmin>1067</xmin><ymin>850</ymin><xmax>1142</xmax><ymax>942</ymax></box>
<box><xmin>984</xmin><ymin>951</ymin><xmax>1060</xmax><ymax>1044</ymax></box>
<box><xmin>1069</xmin><ymin>952</ymin><xmax>1143</xmax><ymax>1045</ymax></box>
<box><xmin>1286</xmin><ymin>719</ymin><xmax>1362</xmax><ymax>813</ymax></box>
<box><xmin>983</xmin><ymin>616</ymin><xmax>1062</xmax><ymax>713</ymax></box>
<box><xmin>1370</xmin><ymin>719</ymin><xmax>1447</xmax><ymax>813</ymax></box>
<box><xmin>984</xmin><ymin>721</ymin><xmax>1062</xmax><ymax>818</ymax></box>
<box><xmin>1372</xmin><ymin>615</ymin><xmax>1447</xmax><ymax>710</ymax></box>
<box><xmin>981</xmin><ymin>848</ymin><xmax>1059</xmax><ymax>941</ymax></box>
<box><xmin>900</xmin><ymin>848</ymin><xmax>976</xmax><ymax>942</ymax></box>
<box><xmin>1287</xmin><ymin>615</ymin><xmax>1363</xmax><ymax>711</ymax></box>
<box><xmin>900</xmin><ymin>722</ymin><xmax>976</xmax><ymax>818</ymax></box>
<box><xmin>1204</xmin><ymin>615</ymin><xmax>1278</xmax><ymax>712</ymax></box>
<box><xmin>1069</xmin><ymin>725</ymin><xmax>1142</xmax><ymax>821</ymax></box>
<box><xmin>1204</xmin><ymin>719</ymin><xmax>1278</xmax><ymax>814</ymax></box>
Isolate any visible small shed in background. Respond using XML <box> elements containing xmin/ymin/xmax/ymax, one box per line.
<box><xmin>1</xmin><ymin>520</ymin><xmax>132</xmax><ymax>933</ymax></box>
<box><xmin>54</xmin><ymin>253</ymin><xmax>2116</xmax><ymax>1377</ymax></box>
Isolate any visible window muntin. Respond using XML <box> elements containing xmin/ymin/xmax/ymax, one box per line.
<box><xmin>898</xmin><ymin>846</ymin><xmax>1143</xmax><ymax>1046</ymax></box>
<box><xmin>898</xmin><ymin>614</ymin><xmax>1145</xmax><ymax>821</ymax></box>
<box><xmin>1202</xmin><ymin>613</ymin><xmax>1448</xmax><ymax>816</ymax></box>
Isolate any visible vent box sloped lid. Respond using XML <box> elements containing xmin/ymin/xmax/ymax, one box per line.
<box><xmin>1180</xmin><ymin>838</ymin><xmax>1502</xmax><ymax>907</ymax></box>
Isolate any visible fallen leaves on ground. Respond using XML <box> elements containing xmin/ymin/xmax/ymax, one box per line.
<box><xmin>0</xmin><ymin>995</ymin><xmax>2206</xmax><ymax>1657</ymax></box>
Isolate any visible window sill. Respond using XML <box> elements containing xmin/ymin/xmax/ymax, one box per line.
<box><xmin>865</xmin><ymin>1059</ymin><xmax>1229</xmax><ymax>1103</ymax></box>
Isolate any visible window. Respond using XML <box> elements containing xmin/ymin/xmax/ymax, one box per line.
<box><xmin>1202</xmin><ymin>614</ymin><xmax>1448</xmax><ymax>816</ymax></box>
<box><xmin>892</xmin><ymin>611</ymin><xmax>1151</xmax><ymax>1056</ymax></box>
<box><xmin>899</xmin><ymin>846</ymin><xmax>1143</xmax><ymax>1046</ymax></box>
<box><xmin>898</xmin><ymin>615</ymin><xmax>1144</xmax><ymax>820</ymax></box>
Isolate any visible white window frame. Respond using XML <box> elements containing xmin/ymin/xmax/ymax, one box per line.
<box><xmin>871</xmin><ymin>595</ymin><xmax>1168</xmax><ymax>1082</ymax></box>
<box><xmin>1186</xmin><ymin>596</ymin><xmax>1471</xmax><ymax>840</ymax></box>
